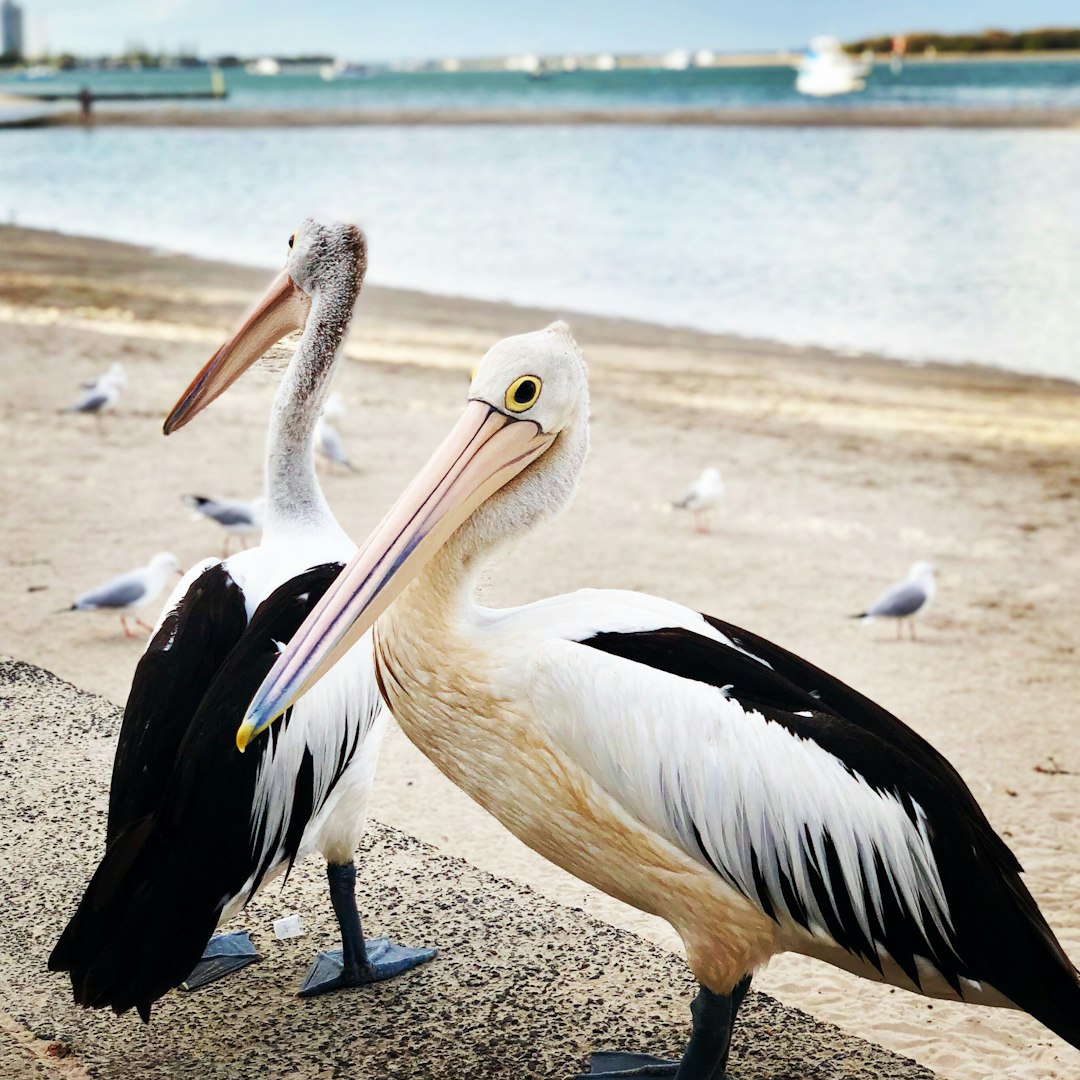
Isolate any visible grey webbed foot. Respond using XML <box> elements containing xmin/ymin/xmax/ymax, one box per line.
<box><xmin>180</xmin><ymin>930</ymin><xmax>259</xmax><ymax>991</ymax></box>
<box><xmin>298</xmin><ymin>938</ymin><xmax>436</xmax><ymax>996</ymax></box>
<box><xmin>577</xmin><ymin>1051</ymin><xmax>680</xmax><ymax>1076</ymax></box>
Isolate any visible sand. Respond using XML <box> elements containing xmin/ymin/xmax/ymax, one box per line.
<box><xmin>1</xmin><ymin>225</ymin><xmax>1079</xmax><ymax>1079</ymax></box>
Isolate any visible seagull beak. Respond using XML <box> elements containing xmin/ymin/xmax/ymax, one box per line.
<box><xmin>163</xmin><ymin>269</ymin><xmax>311</xmax><ymax>434</ymax></box>
<box><xmin>235</xmin><ymin>399</ymin><xmax>553</xmax><ymax>750</ymax></box>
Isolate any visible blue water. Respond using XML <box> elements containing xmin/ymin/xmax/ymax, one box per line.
<box><xmin>1</xmin><ymin>66</ymin><xmax>1079</xmax><ymax>380</ymax></box>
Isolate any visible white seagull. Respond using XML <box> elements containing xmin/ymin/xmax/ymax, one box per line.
<box><xmin>314</xmin><ymin>396</ymin><xmax>358</xmax><ymax>473</ymax></box>
<box><xmin>854</xmin><ymin>560</ymin><xmax>937</xmax><ymax>640</ymax></box>
<box><xmin>66</xmin><ymin>551</ymin><xmax>181</xmax><ymax>638</ymax></box>
<box><xmin>242</xmin><ymin>324</ymin><xmax>1080</xmax><ymax>1076</ymax></box>
<box><xmin>50</xmin><ymin>221</ymin><xmax>434</xmax><ymax>1023</ymax></box>
<box><xmin>672</xmin><ymin>466</ymin><xmax>724</xmax><ymax>533</ymax></box>
<box><xmin>181</xmin><ymin>494</ymin><xmax>264</xmax><ymax>556</ymax></box>
<box><xmin>68</xmin><ymin>361</ymin><xmax>126</xmax><ymax>415</ymax></box>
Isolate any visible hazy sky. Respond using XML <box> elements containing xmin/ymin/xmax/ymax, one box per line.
<box><xmin>23</xmin><ymin>1</ymin><xmax>1080</xmax><ymax>59</ymax></box>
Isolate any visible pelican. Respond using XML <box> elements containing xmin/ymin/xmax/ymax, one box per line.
<box><xmin>853</xmin><ymin>560</ymin><xmax>937</xmax><ymax>640</ymax></box>
<box><xmin>671</xmin><ymin>466</ymin><xmax>724</xmax><ymax>534</ymax></box>
<box><xmin>239</xmin><ymin>323</ymin><xmax>1080</xmax><ymax>1075</ymax></box>
<box><xmin>50</xmin><ymin>220</ymin><xmax>434</xmax><ymax>1022</ymax></box>
<box><xmin>182</xmin><ymin>493</ymin><xmax>265</xmax><ymax>556</ymax></box>
<box><xmin>65</xmin><ymin>551</ymin><xmax>181</xmax><ymax>637</ymax></box>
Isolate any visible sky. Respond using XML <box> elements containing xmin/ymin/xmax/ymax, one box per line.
<box><xmin>21</xmin><ymin>1</ymin><xmax>1080</xmax><ymax>60</ymax></box>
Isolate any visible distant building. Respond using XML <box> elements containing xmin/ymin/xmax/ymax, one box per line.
<box><xmin>1</xmin><ymin>0</ymin><xmax>23</xmax><ymax>61</ymax></box>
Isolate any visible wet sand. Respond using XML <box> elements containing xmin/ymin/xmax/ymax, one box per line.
<box><xmin>1</xmin><ymin>225</ymin><xmax>1079</xmax><ymax>1079</ymax></box>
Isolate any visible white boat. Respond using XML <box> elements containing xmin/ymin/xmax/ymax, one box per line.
<box><xmin>795</xmin><ymin>36</ymin><xmax>868</xmax><ymax>97</ymax></box>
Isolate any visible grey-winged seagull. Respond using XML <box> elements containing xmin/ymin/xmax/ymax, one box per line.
<box><xmin>672</xmin><ymin>466</ymin><xmax>725</xmax><ymax>533</ymax></box>
<box><xmin>181</xmin><ymin>494</ymin><xmax>264</xmax><ymax>557</ymax></box>
<box><xmin>853</xmin><ymin>560</ymin><xmax>937</xmax><ymax>640</ymax></box>
<box><xmin>66</xmin><ymin>551</ymin><xmax>181</xmax><ymax>637</ymax></box>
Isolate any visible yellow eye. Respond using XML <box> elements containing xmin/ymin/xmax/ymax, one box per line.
<box><xmin>505</xmin><ymin>374</ymin><xmax>542</xmax><ymax>413</ymax></box>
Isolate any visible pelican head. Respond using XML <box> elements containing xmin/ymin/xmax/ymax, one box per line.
<box><xmin>163</xmin><ymin>219</ymin><xmax>366</xmax><ymax>434</ymax></box>
<box><xmin>236</xmin><ymin>320</ymin><xmax>588</xmax><ymax>750</ymax></box>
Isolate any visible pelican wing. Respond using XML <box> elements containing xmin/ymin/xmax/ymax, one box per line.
<box><xmin>524</xmin><ymin>607</ymin><xmax>1078</xmax><ymax>1031</ymax></box>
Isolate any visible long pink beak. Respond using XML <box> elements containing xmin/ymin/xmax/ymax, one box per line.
<box><xmin>236</xmin><ymin>399</ymin><xmax>554</xmax><ymax>750</ymax></box>
<box><xmin>163</xmin><ymin>269</ymin><xmax>311</xmax><ymax>434</ymax></box>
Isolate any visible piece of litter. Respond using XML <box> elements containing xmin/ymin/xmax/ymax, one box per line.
<box><xmin>273</xmin><ymin>914</ymin><xmax>304</xmax><ymax>940</ymax></box>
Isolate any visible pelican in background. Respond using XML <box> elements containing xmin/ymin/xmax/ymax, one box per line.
<box><xmin>853</xmin><ymin>560</ymin><xmax>937</xmax><ymax>640</ymax></box>
<box><xmin>64</xmin><ymin>551</ymin><xmax>181</xmax><ymax>637</ymax></box>
<box><xmin>50</xmin><ymin>220</ymin><xmax>434</xmax><ymax>1022</ymax></box>
<box><xmin>241</xmin><ymin>324</ymin><xmax>1080</xmax><ymax>1076</ymax></box>
<box><xmin>671</xmin><ymin>466</ymin><xmax>724</xmax><ymax>534</ymax></box>
<box><xmin>182</xmin><ymin>493</ymin><xmax>264</xmax><ymax>556</ymax></box>
<box><xmin>67</xmin><ymin>361</ymin><xmax>126</xmax><ymax>415</ymax></box>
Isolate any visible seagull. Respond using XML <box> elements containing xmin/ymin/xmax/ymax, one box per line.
<box><xmin>181</xmin><ymin>494</ymin><xmax>264</xmax><ymax>556</ymax></box>
<box><xmin>241</xmin><ymin>324</ymin><xmax>1080</xmax><ymax>1076</ymax></box>
<box><xmin>672</xmin><ymin>467</ymin><xmax>725</xmax><ymax>533</ymax></box>
<box><xmin>50</xmin><ymin>220</ymin><xmax>434</xmax><ymax>1023</ymax></box>
<box><xmin>853</xmin><ymin>561</ymin><xmax>937</xmax><ymax>640</ymax></box>
<box><xmin>314</xmin><ymin>404</ymin><xmax>358</xmax><ymax>473</ymax></box>
<box><xmin>68</xmin><ymin>361</ymin><xmax>126</xmax><ymax>415</ymax></box>
<box><xmin>66</xmin><ymin>552</ymin><xmax>182</xmax><ymax>637</ymax></box>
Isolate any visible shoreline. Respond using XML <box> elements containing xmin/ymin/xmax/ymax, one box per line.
<box><xmin>5</xmin><ymin>103</ymin><xmax>1080</xmax><ymax>130</ymax></box>
<box><xmin>2</xmin><ymin>225</ymin><xmax>1079</xmax><ymax>1080</ymax></box>
<box><xmin>4</xmin><ymin>223</ymin><xmax>1078</xmax><ymax>400</ymax></box>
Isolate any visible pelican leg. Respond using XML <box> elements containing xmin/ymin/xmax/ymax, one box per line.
<box><xmin>298</xmin><ymin>861</ymin><xmax>436</xmax><ymax>997</ymax></box>
<box><xmin>180</xmin><ymin>930</ymin><xmax>259</xmax><ymax>991</ymax></box>
<box><xmin>578</xmin><ymin>978</ymin><xmax>751</xmax><ymax>1079</ymax></box>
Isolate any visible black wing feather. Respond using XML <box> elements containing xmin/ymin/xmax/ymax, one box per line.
<box><xmin>580</xmin><ymin>620</ymin><xmax>1080</xmax><ymax>1049</ymax></box>
<box><xmin>50</xmin><ymin>563</ymin><xmax>344</xmax><ymax>1021</ymax></box>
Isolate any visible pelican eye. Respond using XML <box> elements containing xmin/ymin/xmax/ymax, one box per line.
<box><xmin>288</xmin><ymin>231</ymin><xmax>297</xmax><ymax>250</ymax></box>
<box><xmin>505</xmin><ymin>375</ymin><xmax>542</xmax><ymax>413</ymax></box>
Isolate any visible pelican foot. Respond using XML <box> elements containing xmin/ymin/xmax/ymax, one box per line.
<box><xmin>297</xmin><ymin>938</ymin><xmax>436</xmax><ymax>997</ymax></box>
<box><xmin>180</xmin><ymin>930</ymin><xmax>259</xmax><ymax>991</ymax></box>
<box><xmin>575</xmin><ymin>1052</ymin><xmax>680</xmax><ymax>1077</ymax></box>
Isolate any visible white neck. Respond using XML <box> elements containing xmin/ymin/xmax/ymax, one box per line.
<box><xmin>262</xmin><ymin>292</ymin><xmax>350</xmax><ymax>539</ymax></box>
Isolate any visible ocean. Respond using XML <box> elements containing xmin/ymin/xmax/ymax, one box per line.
<box><xmin>1</xmin><ymin>63</ymin><xmax>1079</xmax><ymax>380</ymax></box>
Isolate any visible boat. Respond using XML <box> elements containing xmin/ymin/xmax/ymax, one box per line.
<box><xmin>795</xmin><ymin>36</ymin><xmax>868</xmax><ymax>97</ymax></box>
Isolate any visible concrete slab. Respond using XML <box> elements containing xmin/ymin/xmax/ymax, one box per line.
<box><xmin>0</xmin><ymin>660</ymin><xmax>935</xmax><ymax>1079</ymax></box>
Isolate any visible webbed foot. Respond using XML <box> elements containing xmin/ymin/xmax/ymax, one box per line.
<box><xmin>298</xmin><ymin>938</ymin><xmax>436</xmax><ymax>996</ymax></box>
<box><xmin>576</xmin><ymin>1051</ymin><xmax>680</xmax><ymax>1077</ymax></box>
<box><xmin>180</xmin><ymin>930</ymin><xmax>259</xmax><ymax>991</ymax></box>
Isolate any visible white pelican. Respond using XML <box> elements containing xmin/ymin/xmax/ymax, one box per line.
<box><xmin>854</xmin><ymin>560</ymin><xmax>937</xmax><ymax>640</ymax></box>
<box><xmin>239</xmin><ymin>323</ymin><xmax>1080</xmax><ymax>1075</ymax></box>
<box><xmin>181</xmin><ymin>493</ymin><xmax>265</xmax><ymax>556</ymax></box>
<box><xmin>671</xmin><ymin>466</ymin><xmax>724</xmax><ymax>534</ymax></box>
<box><xmin>68</xmin><ymin>361</ymin><xmax>126</xmax><ymax>414</ymax></box>
<box><xmin>50</xmin><ymin>220</ymin><xmax>434</xmax><ymax>1022</ymax></box>
<box><xmin>65</xmin><ymin>551</ymin><xmax>181</xmax><ymax>637</ymax></box>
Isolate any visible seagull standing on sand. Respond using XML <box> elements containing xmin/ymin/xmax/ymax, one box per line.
<box><xmin>68</xmin><ymin>361</ymin><xmax>126</xmax><ymax>415</ymax></box>
<box><xmin>241</xmin><ymin>326</ymin><xmax>1080</xmax><ymax>1076</ymax></box>
<box><xmin>51</xmin><ymin>221</ymin><xmax>434</xmax><ymax>1024</ymax></box>
<box><xmin>853</xmin><ymin>560</ymin><xmax>937</xmax><ymax>640</ymax></box>
<box><xmin>181</xmin><ymin>494</ymin><xmax>264</xmax><ymax>556</ymax></box>
<box><xmin>672</xmin><ymin>466</ymin><xmax>725</xmax><ymax>533</ymax></box>
<box><xmin>66</xmin><ymin>552</ymin><xmax>181</xmax><ymax>638</ymax></box>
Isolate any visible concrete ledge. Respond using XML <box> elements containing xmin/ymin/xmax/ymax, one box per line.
<box><xmin>0</xmin><ymin>660</ymin><xmax>934</xmax><ymax>1078</ymax></box>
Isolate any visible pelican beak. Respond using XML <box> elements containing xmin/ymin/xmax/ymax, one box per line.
<box><xmin>236</xmin><ymin>399</ymin><xmax>553</xmax><ymax>751</ymax></box>
<box><xmin>163</xmin><ymin>269</ymin><xmax>311</xmax><ymax>434</ymax></box>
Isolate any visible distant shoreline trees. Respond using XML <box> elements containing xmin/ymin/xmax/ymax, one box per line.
<box><xmin>848</xmin><ymin>27</ymin><xmax>1080</xmax><ymax>54</ymax></box>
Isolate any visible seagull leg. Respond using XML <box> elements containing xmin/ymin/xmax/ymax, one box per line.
<box><xmin>298</xmin><ymin>861</ymin><xmax>436</xmax><ymax>997</ymax></box>
<box><xmin>910</xmin><ymin>620</ymin><xmax>918</xmax><ymax>642</ymax></box>
<box><xmin>135</xmin><ymin>618</ymin><xmax>154</xmax><ymax>634</ymax></box>
<box><xmin>120</xmin><ymin>616</ymin><xmax>137</xmax><ymax>639</ymax></box>
<box><xmin>578</xmin><ymin>978</ymin><xmax>751</xmax><ymax>1078</ymax></box>
<box><xmin>180</xmin><ymin>930</ymin><xmax>260</xmax><ymax>991</ymax></box>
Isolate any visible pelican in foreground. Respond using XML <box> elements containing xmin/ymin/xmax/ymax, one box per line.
<box><xmin>182</xmin><ymin>493</ymin><xmax>264</xmax><ymax>556</ymax></box>
<box><xmin>671</xmin><ymin>466</ymin><xmax>724</xmax><ymax>534</ymax></box>
<box><xmin>240</xmin><ymin>324</ymin><xmax>1080</xmax><ymax>1075</ymax></box>
<box><xmin>65</xmin><ymin>551</ymin><xmax>181</xmax><ymax>637</ymax></box>
<box><xmin>50</xmin><ymin>220</ymin><xmax>434</xmax><ymax>1022</ymax></box>
<box><xmin>853</xmin><ymin>560</ymin><xmax>937</xmax><ymax>640</ymax></box>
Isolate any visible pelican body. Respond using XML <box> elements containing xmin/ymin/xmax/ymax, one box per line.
<box><xmin>237</xmin><ymin>323</ymin><xmax>1080</xmax><ymax>1075</ymax></box>
<box><xmin>50</xmin><ymin>221</ymin><xmax>433</xmax><ymax>1022</ymax></box>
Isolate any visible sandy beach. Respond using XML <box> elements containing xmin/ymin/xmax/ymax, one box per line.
<box><xmin>2</xmin><ymin>225</ymin><xmax>1079</xmax><ymax>1079</ymax></box>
